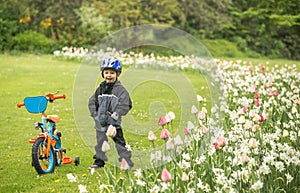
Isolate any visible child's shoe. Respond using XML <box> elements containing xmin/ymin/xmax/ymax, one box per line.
<box><xmin>89</xmin><ymin>164</ymin><xmax>103</xmax><ymax>169</ymax></box>
<box><xmin>89</xmin><ymin>159</ymin><xmax>105</xmax><ymax>169</ymax></box>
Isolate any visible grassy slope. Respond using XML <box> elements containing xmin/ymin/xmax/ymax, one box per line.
<box><xmin>0</xmin><ymin>54</ymin><xmax>299</xmax><ymax>192</ymax></box>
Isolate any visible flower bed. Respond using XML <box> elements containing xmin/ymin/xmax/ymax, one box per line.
<box><xmin>55</xmin><ymin>47</ymin><xmax>300</xmax><ymax>192</ymax></box>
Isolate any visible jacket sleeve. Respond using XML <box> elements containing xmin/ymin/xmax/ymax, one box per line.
<box><xmin>88</xmin><ymin>92</ymin><xmax>98</xmax><ymax>117</ymax></box>
<box><xmin>115</xmin><ymin>89</ymin><xmax>132</xmax><ymax>116</ymax></box>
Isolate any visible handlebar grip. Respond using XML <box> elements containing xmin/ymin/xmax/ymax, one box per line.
<box><xmin>17</xmin><ymin>102</ymin><xmax>24</xmax><ymax>108</ymax></box>
<box><xmin>53</xmin><ymin>94</ymin><xmax>66</xmax><ymax>100</ymax></box>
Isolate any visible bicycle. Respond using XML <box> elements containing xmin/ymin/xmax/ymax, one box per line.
<box><xmin>17</xmin><ymin>91</ymin><xmax>79</xmax><ymax>174</ymax></box>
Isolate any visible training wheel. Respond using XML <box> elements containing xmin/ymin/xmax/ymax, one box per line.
<box><xmin>74</xmin><ymin>156</ymin><xmax>80</xmax><ymax>166</ymax></box>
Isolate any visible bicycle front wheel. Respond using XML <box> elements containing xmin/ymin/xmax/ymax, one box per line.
<box><xmin>32</xmin><ymin>137</ymin><xmax>55</xmax><ymax>174</ymax></box>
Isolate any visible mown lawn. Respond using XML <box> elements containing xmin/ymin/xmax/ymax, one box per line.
<box><xmin>0</xmin><ymin>54</ymin><xmax>206</xmax><ymax>192</ymax></box>
<box><xmin>0</xmin><ymin>54</ymin><xmax>86</xmax><ymax>192</ymax></box>
<box><xmin>0</xmin><ymin>53</ymin><xmax>299</xmax><ymax>192</ymax></box>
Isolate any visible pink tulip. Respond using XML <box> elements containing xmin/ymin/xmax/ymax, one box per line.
<box><xmin>182</xmin><ymin>172</ymin><xmax>189</xmax><ymax>181</ymax></box>
<box><xmin>216</xmin><ymin>136</ymin><xmax>226</xmax><ymax>146</ymax></box>
<box><xmin>148</xmin><ymin>131</ymin><xmax>157</xmax><ymax>141</ymax></box>
<box><xmin>158</xmin><ymin>116</ymin><xmax>167</xmax><ymax>126</ymax></box>
<box><xmin>268</xmin><ymin>88</ymin><xmax>273</xmax><ymax>97</ymax></box>
<box><xmin>249</xmin><ymin>66</ymin><xmax>253</xmax><ymax>73</ymax></box>
<box><xmin>201</xmin><ymin>125</ymin><xmax>208</xmax><ymax>134</ymax></box>
<box><xmin>259</xmin><ymin>114</ymin><xmax>265</xmax><ymax>122</ymax></box>
<box><xmin>160</xmin><ymin>128</ymin><xmax>171</xmax><ymax>140</ymax></box>
<box><xmin>241</xmin><ymin>152</ymin><xmax>249</xmax><ymax>163</ymax></box>
<box><xmin>167</xmin><ymin>111</ymin><xmax>175</xmax><ymax>120</ymax></box>
<box><xmin>161</xmin><ymin>168</ymin><xmax>172</xmax><ymax>182</ymax></box>
<box><xmin>273</xmin><ymin>90</ymin><xmax>278</xmax><ymax>96</ymax></box>
<box><xmin>165</xmin><ymin>115</ymin><xmax>171</xmax><ymax>123</ymax></box>
<box><xmin>249</xmin><ymin>110</ymin><xmax>256</xmax><ymax>117</ymax></box>
<box><xmin>191</xmin><ymin>105</ymin><xmax>198</xmax><ymax>114</ymax></box>
<box><xmin>106</xmin><ymin>125</ymin><xmax>117</xmax><ymax>137</ymax></box>
<box><xmin>250</xmin><ymin>84</ymin><xmax>257</xmax><ymax>92</ymax></box>
<box><xmin>254</xmin><ymin>100</ymin><xmax>260</xmax><ymax>107</ymax></box>
<box><xmin>198</xmin><ymin>111</ymin><xmax>206</xmax><ymax>120</ymax></box>
<box><xmin>184</xmin><ymin>128</ymin><xmax>191</xmax><ymax>135</ymax></box>
<box><xmin>101</xmin><ymin>141</ymin><xmax>110</xmax><ymax>152</ymax></box>
<box><xmin>215</xmin><ymin>136</ymin><xmax>226</xmax><ymax>150</ymax></box>
<box><xmin>269</xmin><ymin>81</ymin><xmax>274</xmax><ymax>87</ymax></box>
<box><xmin>166</xmin><ymin>140</ymin><xmax>174</xmax><ymax>150</ymax></box>
<box><xmin>201</xmin><ymin>107</ymin><xmax>208</xmax><ymax>114</ymax></box>
<box><xmin>215</xmin><ymin>142</ymin><xmax>220</xmax><ymax>150</ymax></box>
<box><xmin>248</xmin><ymin>138</ymin><xmax>257</xmax><ymax>148</ymax></box>
<box><xmin>174</xmin><ymin>135</ymin><xmax>183</xmax><ymax>146</ymax></box>
<box><xmin>251</xmin><ymin>124</ymin><xmax>260</xmax><ymax>132</ymax></box>
<box><xmin>120</xmin><ymin>158</ymin><xmax>130</xmax><ymax>171</ymax></box>
<box><xmin>197</xmin><ymin>95</ymin><xmax>204</xmax><ymax>102</ymax></box>
<box><xmin>254</xmin><ymin>93</ymin><xmax>260</xmax><ymax>99</ymax></box>
<box><xmin>243</xmin><ymin>106</ymin><xmax>248</xmax><ymax>113</ymax></box>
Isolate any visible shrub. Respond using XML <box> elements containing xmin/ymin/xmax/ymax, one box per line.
<box><xmin>12</xmin><ymin>31</ymin><xmax>53</xmax><ymax>53</ymax></box>
<box><xmin>201</xmin><ymin>39</ymin><xmax>247</xmax><ymax>58</ymax></box>
<box><xmin>74</xmin><ymin>6</ymin><xmax>113</xmax><ymax>46</ymax></box>
<box><xmin>233</xmin><ymin>36</ymin><xmax>248</xmax><ymax>52</ymax></box>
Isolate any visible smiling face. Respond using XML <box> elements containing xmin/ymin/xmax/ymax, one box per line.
<box><xmin>102</xmin><ymin>69</ymin><xmax>119</xmax><ymax>83</ymax></box>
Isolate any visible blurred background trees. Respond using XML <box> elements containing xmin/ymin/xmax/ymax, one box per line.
<box><xmin>0</xmin><ymin>0</ymin><xmax>299</xmax><ymax>59</ymax></box>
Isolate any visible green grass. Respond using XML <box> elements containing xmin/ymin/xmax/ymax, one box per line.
<box><xmin>0</xmin><ymin>53</ymin><xmax>299</xmax><ymax>192</ymax></box>
<box><xmin>0</xmin><ymin>54</ymin><xmax>87</xmax><ymax>192</ymax></box>
<box><xmin>201</xmin><ymin>39</ymin><xmax>249</xmax><ymax>58</ymax></box>
<box><xmin>0</xmin><ymin>54</ymin><xmax>208</xmax><ymax>192</ymax></box>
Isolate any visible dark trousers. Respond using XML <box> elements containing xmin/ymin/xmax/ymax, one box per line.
<box><xmin>94</xmin><ymin>128</ymin><xmax>133</xmax><ymax>167</ymax></box>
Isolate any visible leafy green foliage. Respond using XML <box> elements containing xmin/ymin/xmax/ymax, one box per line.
<box><xmin>180</xmin><ymin>0</ymin><xmax>233</xmax><ymax>39</ymax></box>
<box><xmin>12</xmin><ymin>31</ymin><xmax>53</xmax><ymax>53</ymax></box>
<box><xmin>0</xmin><ymin>18</ymin><xmax>19</xmax><ymax>52</ymax></box>
<box><xmin>201</xmin><ymin>39</ymin><xmax>249</xmax><ymax>58</ymax></box>
<box><xmin>0</xmin><ymin>0</ymin><xmax>300</xmax><ymax>59</ymax></box>
<box><xmin>74</xmin><ymin>5</ymin><xmax>113</xmax><ymax>46</ymax></box>
<box><xmin>228</xmin><ymin>0</ymin><xmax>300</xmax><ymax>59</ymax></box>
<box><xmin>0</xmin><ymin>0</ymin><xmax>21</xmax><ymax>52</ymax></box>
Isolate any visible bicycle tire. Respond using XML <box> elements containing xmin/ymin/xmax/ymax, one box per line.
<box><xmin>55</xmin><ymin>149</ymin><xmax>62</xmax><ymax>166</ymax></box>
<box><xmin>32</xmin><ymin>137</ymin><xmax>55</xmax><ymax>174</ymax></box>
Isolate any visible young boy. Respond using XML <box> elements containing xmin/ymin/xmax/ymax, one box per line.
<box><xmin>88</xmin><ymin>57</ymin><xmax>134</xmax><ymax>169</ymax></box>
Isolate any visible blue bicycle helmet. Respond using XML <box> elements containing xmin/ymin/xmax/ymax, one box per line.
<box><xmin>100</xmin><ymin>58</ymin><xmax>122</xmax><ymax>73</ymax></box>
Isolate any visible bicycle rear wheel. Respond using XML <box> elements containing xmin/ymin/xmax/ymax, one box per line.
<box><xmin>32</xmin><ymin>137</ymin><xmax>55</xmax><ymax>174</ymax></box>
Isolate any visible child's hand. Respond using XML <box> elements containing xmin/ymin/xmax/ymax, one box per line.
<box><xmin>111</xmin><ymin>112</ymin><xmax>119</xmax><ymax>120</ymax></box>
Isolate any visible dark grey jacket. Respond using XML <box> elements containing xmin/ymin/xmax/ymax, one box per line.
<box><xmin>88</xmin><ymin>80</ymin><xmax>132</xmax><ymax>131</ymax></box>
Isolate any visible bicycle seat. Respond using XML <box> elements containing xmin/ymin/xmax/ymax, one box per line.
<box><xmin>47</xmin><ymin>115</ymin><xmax>59</xmax><ymax>123</ymax></box>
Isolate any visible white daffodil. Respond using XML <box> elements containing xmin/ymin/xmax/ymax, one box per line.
<box><xmin>78</xmin><ymin>184</ymin><xmax>88</xmax><ymax>193</ymax></box>
<box><xmin>285</xmin><ymin>173</ymin><xmax>294</xmax><ymax>184</ymax></box>
<box><xmin>250</xmin><ymin>180</ymin><xmax>263</xmax><ymax>191</ymax></box>
<box><xmin>136</xmin><ymin>179</ymin><xmax>146</xmax><ymax>187</ymax></box>
<box><xmin>66</xmin><ymin>173</ymin><xmax>77</xmax><ymax>183</ymax></box>
<box><xmin>134</xmin><ymin>168</ymin><xmax>143</xmax><ymax>179</ymax></box>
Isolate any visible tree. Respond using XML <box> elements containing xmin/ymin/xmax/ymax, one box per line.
<box><xmin>0</xmin><ymin>0</ymin><xmax>23</xmax><ymax>51</ymax></box>
<box><xmin>178</xmin><ymin>0</ymin><xmax>233</xmax><ymax>39</ymax></box>
<box><xmin>74</xmin><ymin>5</ymin><xmax>113</xmax><ymax>46</ymax></box>
<box><xmin>228</xmin><ymin>0</ymin><xmax>300</xmax><ymax>59</ymax></box>
<box><xmin>94</xmin><ymin>0</ymin><xmax>183</xmax><ymax>29</ymax></box>
<box><xmin>28</xmin><ymin>0</ymin><xmax>82</xmax><ymax>44</ymax></box>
